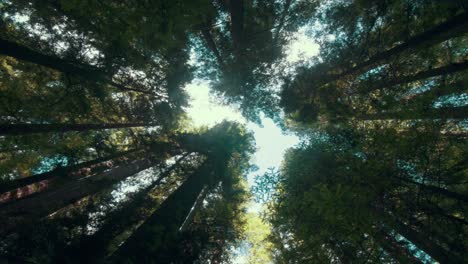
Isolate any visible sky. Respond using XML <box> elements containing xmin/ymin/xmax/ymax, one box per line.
<box><xmin>185</xmin><ymin>80</ymin><xmax>300</xmax><ymax>189</ymax></box>
<box><xmin>185</xmin><ymin>26</ymin><xmax>318</xmax><ymax>190</ymax></box>
<box><xmin>184</xmin><ymin>28</ymin><xmax>319</xmax><ymax>263</ymax></box>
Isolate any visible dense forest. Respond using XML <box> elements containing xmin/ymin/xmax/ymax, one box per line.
<box><xmin>0</xmin><ymin>0</ymin><xmax>466</xmax><ymax>263</ymax></box>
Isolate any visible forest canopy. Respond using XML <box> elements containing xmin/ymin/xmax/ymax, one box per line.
<box><xmin>0</xmin><ymin>0</ymin><xmax>467</xmax><ymax>263</ymax></box>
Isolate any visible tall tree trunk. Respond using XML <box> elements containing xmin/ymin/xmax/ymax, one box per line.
<box><xmin>201</xmin><ymin>25</ymin><xmax>225</xmax><ymax>69</ymax></box>
<box><xmin>359</xmin><ymin>60</ymin><xmax>468</xmax><ymax>94</ymax></box>
<box><xmin>0</xmin><ymin>157</ymin><xmax>164</xmax><ymax>234</ymax></box>
<box><xmin>390</xmin><ymin>218</ymin><xmax>463</xmax><ymax>264</ymax></box>
<box><xmin>229</xmin><ymin>0</ymin><xmax>245</xmax><ymax>59</ymax></box>
<box><xmin>0</xmin><ymin>123</ymin><xmax>152</xmax><ymax>136</ymax></box>
<box><xmin>396</xmin><ymin>176</ymin><xmax>468</xmax><ymax>203</ymax></box>
<box><xmin>0</xmin><ymin>38</ymin><xmax>154</xmax><ymax>95</ymax></box>
<box><xmin>110</xmin><ymin>160</ymin><xmax>217</xmax><ymax>263</ymax></box>
<box><xmin>311</xmin><ymin>11</ymin><xmax>468</xmax><ymax>90</ymax></box>
<box><xmin>0</xmin><ymin>149</ymin><xmax>141</xmax><ymax>195</ymax></box>
<box><xmin>59</xmin><ymin>154</ymin><xmax>189</xmax><ymax>263</ymax></box>
<box><xmin>356</xmin><ymin>105</ymin><xmax>468</xmax><ymax>121</ymax></box>
<box><xmin>374</xmin><ymin>207</ymin><xmax>463</xmax><ymax>264</ymax></box>
<box><xmin>374</xmin><ymin>228</ymin><xmax>423</xmax><ymax>264</ymax></box>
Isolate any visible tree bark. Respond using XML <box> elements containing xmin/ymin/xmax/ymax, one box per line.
<box><xmin>373</xmin><ymin>207</ymin><xmax>463</xmax><ymax>264</ymax></box>
<box><xmin>228</xmin><ymin>0</ymin><xmax>245</xmax><ymax>59</ymax></box>
<box><xmin>110</xmin><ymin>160</ymin><xmax>218</xmax><ymax>263</ymax></box>
<box><xmin>374</xmin><ymin>228</ymin><xmax>423</xmax><ymax>264</ymax></box>
<box><xmin>311</xmin><ymin>11</ymin><xmax>468</xmax><ymax>90</ymax></box>
<box><xmin>0</xmin><ymin>123</ymin><xmax>152</xmax><ymax>136</ymax></box>
<box><xmin>391</xmin><ymin>218</ymin><xmax>463</xmax><ymax>264</ymax></box>
<box><xmin>356</xmin><ymin>105</ymin><xmax>468</xmax><ymax>121</ymax></box>
<box><xmin>396</xmin><ymin>176</ymin><xmax>468</xmax><ymax>203</ymax></box>
<box><xmin>0</xmin><ymin>149</ymin><xmax>141</xmax><ymax>195</ymax></box>
<box><xmin>59</xmin><ymin>154</ymin><xmax>190</xmax><ymax>263</ymax></box>
<box><xmin>0</xmin><ymin>38</ymin><xmax>154</xmax><ymax>95</ymax></box>
<box><xmin>359</xmin><ymin>60</ymin><xmax>468</xmax><ymax>94</ymax></box>
<box><xmin>0</xmin><ymin>157</ymin><xmax>162</xmax><ymax>227</ymax></box>
<box><xmin>201</xmin><ymin>25</ymin><xmax>225</xmax><ymax>69</ymax></box>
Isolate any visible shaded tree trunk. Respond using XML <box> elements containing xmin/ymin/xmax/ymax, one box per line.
<box><xmin>374</xmin><ymin>207</ymin><xmax>463</xmax><ymax>264</ymax></box>
<box><xmin>312</xmin><ymin>11</ymin><xmax>468</xmax><ymax>90</ymax></box>
<box><xmin>0</xmin><ymin>157</ymin><xmax>164</xmax><ymax>234</ymax></box>
<box><xmin>359</xmin><ymin>60</ymin><xmax>468</xmax><ymax>94</ymax></box>
<box><xmin>374</xmin><ymin>228</ymin><xmax>423</xmax><ymax>264</ymax></box>
<box><xmin>228</xmin><ymin>0</ymin><xmax>245</xmax><ymax>59</ymax></box>
<box><xmin>396</xmin><ymin>176</ymin><xmax>468</xmax><ymax>203</ymax></box>
<box><xmin>356</xmin><ymin>105</ymin><xmax>468</xmax><ymax>120</ymax></box>
<box><xmin>59</xmin><ymin>154</ymin><xmax>190</xmax><ymax>263</ymax></box>
<box><xmin>201</xmin><ymin>25</ymin><xmax>225</xmax><ymax>69</ymax></box>
<box><xmin>391</xmin><ymin>219</ymin><xmax>463</xmax><ymax>264</ymax></box>
<box><xmin>110</xmin><ymin>160</ymin><xmax>218</xmax><ymax>263</ymax></box>
<box><xmin>0</xmin><ymin>38</ymin><xmax>154</xmax><ymax>95</ymax></box>
<box><xmin>0</xmin><ymin>123</ymin><xmax>152</xmax><ymax>136</ymax></box>
<box><xmin>0</xmin><ymin>149</ymin><xmax>141</xmax><ymax>195</ymax></box>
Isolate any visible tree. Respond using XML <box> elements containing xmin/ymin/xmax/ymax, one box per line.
<box><xmin>260</xmin><ymin>125</ymin><xmax>467</xmax><ymax>263</ymax></box>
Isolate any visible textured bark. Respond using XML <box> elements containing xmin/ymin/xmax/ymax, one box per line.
<box><xmin>0</xmin><ymin>123</ymin><xmax>151</xmax><ymax>136</ymax></box>
<box><xmin>0</xmin><ymin>158</ymin><xmax>160</xmax><ymax>222</ymax></box>
<box><xmin>111</xmin><ymin>160</ymin><xmax>217</xmax><ymax>263</ymax></box>
<box><xmin>0</xmin><ymin>38</ymin><xmax>153</xmax><ymax>94</ymax></box>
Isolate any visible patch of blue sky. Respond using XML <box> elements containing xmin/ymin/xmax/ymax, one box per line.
<box><xmin>404</xmin><ymin>79</ymin><xmax>437</xmax><ymax>97</ymax></box>
<box><xmin>357</xmin><ymin>64</ymin><xmax>388</xmax><ymax>81</ymax></box>
<box><xmin>433</xmin><ymin>93</ymin><xmax>468</xmax><ymax>108</ymax></box>
<box><xmin>392</xmin><ymin>232</ymin><xmax>436</xmax><ymax>264</ymax></box>
<box><xmin>31</xmin><ymin>155</ymin><xmax>69</xmax><ymax>175</ymax></box>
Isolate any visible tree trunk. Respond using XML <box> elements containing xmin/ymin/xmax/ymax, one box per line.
<box><xmin>374</xmin><ymin>228</ymin><xmax>423</xmax><ymax>264</ymax></box>
<box><xmin>373</xmin><ymin>207</ymin><xmax>463</xmax><ymax>264</ymax></box>
<box><xmin>0</xmin><ymin>149</ymin><xmax>141</xmax><ymax>195</ymax></box>
<box><xmin>229</xmin><ymin>0</ymin><xmax>245</xmax><ymax>59</ymax></box>
<box><xmin>110</xmin><ymin>160</ymin><xmax>218</xmax><ymax>263</ymax></box>
<box><xmin>0</xmin><ymin>38</ymin><xmax>154</xmax><ymax>95</ymax></box>
<box><xmin>59</xmin><ymin>154</ymin><xmax>190</xmax><ymax>263</ymax></box>
<box><xmin>312</xmin><ymin>11</ymin><xmax>468</xmax><ymax>90</ymax></box>
<box><xmin>0</xmin><ymin>157</ymin><xmax>162</xmax><ymax>230</ymax></box>
<box><xmin>396</xmin><ymin>176</ymin><xmax>468</xmax><ymax>203</ymax></box>
<box><xmin>201</xmin><ymin>26</ymin><xmax>225</xmax><ymax>69</ymax></box>
<box><xmin>360</xmin><ymin>60</ymin><xmax>468</xmax><ymax>94</ymax></box>
<box><xmin>357</xmin><ymin>105</ymin><xmax>468</xmax><ymax>121</ymax></box>
<box><xmin>0</xmin><ymin>123</ymin><xmax>152</xmax><ymax>136</ymax></box>
<box><xmin>391</xmin><ymin>218</ymin><xmax>463</xmax><ymax>264</ymax></box>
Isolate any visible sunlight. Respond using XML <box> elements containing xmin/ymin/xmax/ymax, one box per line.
<box><xmin>285</xmin><ymin>27</ymin><xmax>320</xmax><ymax>63</ymax></box>
<box><xmin>184</xmin><ymin>81</ymin><xmax>245</xmax><ymax>127</ymax></box>
<box><xmin>185</xmin><ymin>81</ymin><xmax>299</xmax><ymax>191</ymax></box>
